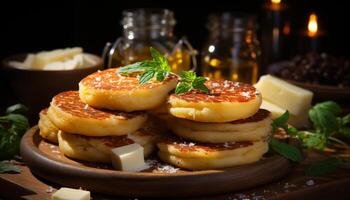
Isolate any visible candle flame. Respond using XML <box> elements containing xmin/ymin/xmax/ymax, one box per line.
<box><xmin>308</xmin><ymin>13</ymin><xmax>318</xmax><ymax>37</ymax></box>
<box><xmin>271</xmin><ymin>0</ymin><xmax>281</xmax><ymax>4</ymax></box>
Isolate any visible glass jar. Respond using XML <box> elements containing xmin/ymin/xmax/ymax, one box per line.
<box><xmin>201</xmin><ymin>13</ymin><xmax>260</xmax><ymax>84</ymax></box>
<box><xmin>103</xmin><ymin>9</ymin><xmax>197</xmax><ymax>74</ymax></box>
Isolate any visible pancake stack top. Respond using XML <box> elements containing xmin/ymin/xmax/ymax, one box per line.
<box><xmin>159</xmin><ymin>80</ymin><xmax>272</xmax><ymax>170</ymax></box>
<box><xmin>38</xmin><ymin>68</ymin><xmax>178</xmax><ymax>163</ymax></box>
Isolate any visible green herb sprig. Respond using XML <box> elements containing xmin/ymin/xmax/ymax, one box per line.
<box><xmin>117</xmin><ymin>47</ymin><xmax>171</xmax><ymax>84</ymax></box>
<box><xmin>0</xmin><ymin>104</ymin><xmax>29</xmax><ymax>174</ymax></box>
<box><xmin>271</xmin><ymin>101</ymin><xmax>350</xmax><ymax>176</ymax></box>
<box><xmin>175</xmin><ymin>71</ymin><xmax>209</xmax><ymax>95</ymax></box>
<box><xmin>116</xmin><ymin>47</ymin><xmax>209</xmax><ymax>94</ymax></box>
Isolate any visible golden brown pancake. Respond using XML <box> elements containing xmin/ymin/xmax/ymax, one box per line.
<box><xmin>168</xmin><ymin>80</ymin><xmax>262</xmax><ymax>122</ymax></box>
<box><xmin>169</xmin><ymin>109</ymin><xmax>272</xmax><ymax>143</ymax></box>
<box><xmin>47</xmin><ymin>91</ymin><xmax>147</xmax><ymax>136</ymax></box>
<box><xmin>157</xmin><ymin>135</ymin><xmax>268</xmax><ymax>170</ymax></box>
<box><xmin>38</xmin><ymin>108</ymin><xmax>59</xmax><ymax>143</ymax></box>
<box><xmin>79</xmin><ymin>69</ymin><xmax>178</xmax><ymax>111</ymax></box>
<box><xmin>58</xmin><ymin>128</ymin><xmax>157</xmax><ymax>163</ymax></box>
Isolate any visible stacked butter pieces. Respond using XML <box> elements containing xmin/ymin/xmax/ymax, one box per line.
<box><xmin>38</xmin><ymin>68</ymin><xmax>177</xmax><ymax>164</ymax></box>
<box><xmin>158</xmin><ymin>80</ymin><xmax>272</xmax><ymax>170</ymax></box>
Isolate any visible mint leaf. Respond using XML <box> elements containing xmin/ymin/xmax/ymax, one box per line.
<box><xmin>139</xmin><ymin>70</ymin><xmax>155</xmax><ymax>84</ymax></box>
<box><xmin>269</xmin><ymin>138</ymin><xmax>302</xmax><ymax>162</ymax></box>
<box><xmin>180</xmin><ymin>71</ymin><xmax>196</xmax><ymax>82</ymax></box>
<box><xmin>271</xmin><ymin>111</ymin><xmax>289</xmax><ymax>132</ymax></box>
<box><xmin>342</xmin><ymin>114</ymin><xmax>350</xmax><ymax>126</ymax></box>
<box><xmin>6</xmin><ymin>104</ymin><xmax>28</xmax><ymax>115</ymax></box>
<box><xmin>116</xmin><ymin>62</ymin><xmax>146</xmax><ymax>75</ymax></box>
<box><xmin>150</xmin><ymin>47</ymin><xmax>171</xmax><ymax>72</ymax></box>
<box><xmin>175</xmin><ymin>82</ymin><xmax>192</xmax><ymax>94</ymax></box>
<box><xmin>305</xmin><ymin>158</ymin><xmax>341</xmax><ymax>176</ymax></box>
<box><xmin>0</xmin><ymin>163</ymin><xmax>21</xmax><ymax>174</ymax></box>
<box><xmin>192</xmin><ymin>77</ymin><xmax>209</xmax><ymax>93</ymax></box>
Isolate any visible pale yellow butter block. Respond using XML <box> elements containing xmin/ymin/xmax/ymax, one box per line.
<box><xmin>261</xmin><ymin>99</ymin><xmax>309</xmax><ymax>128</ymax></box>
<box><xmin>52</xmin><ymin>187</ymin><xmax>90</xmax><ymax>200</ymax></box>
<box><xmin>255</xmin><ymin>75</ymin><xmax>313</xmax><ymax>115</ymax></box>
<box><xmin>32</xmin><ymin>47</ymin><xmax>83</xmax><ymax>69</ymax></box>
<box><xmin>111</xmin><ymin>143</ymin><xmax>147</xmax><ymax>172</ymax></box>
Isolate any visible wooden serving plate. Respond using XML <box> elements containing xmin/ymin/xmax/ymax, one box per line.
<box><xmin>20</xmin><ymin>126</ymin><xmax>291</xmax><ymax>198</ymax></box>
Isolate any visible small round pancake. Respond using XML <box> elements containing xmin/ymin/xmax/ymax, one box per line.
<box><xmin>168</xmin><ymin>80</ymin><xmax>262</xmax><ymax>122</ymax></box>
<box><xmin>157</xmin><ymin>136</ymin><xmax>268</xmax><ymax>170</ymax></box>
<box><xmin>79</xmin><ymin>69</ymin><xmax>178</xmax><ymax>112</ymax></box>
<box><xmin>38</xmin><ymin>108</ymin><xmax>59</xmax><ymax>143</ymax></box>
<box><xmin>169</xmin><ymin>109</ymin><xmax>272</xmax><ymax>143</ymax></box>
<box><xmin>47</xmin><ymin>91</ymin><xmax>147</xmax><ymax>136</ymax></box>
<box><xmin>58</xmin><ymin>128</ymin><xmax>157</xmax><ymax>163</ymax></box>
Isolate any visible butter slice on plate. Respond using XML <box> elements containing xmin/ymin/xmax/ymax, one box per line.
<box><xmin>255</xmin><ymin>75</ymin><xmax>313</xmax><ymax>116</ymax></box>
<box><xmin>111</xmin><ymin>143</ymin><xmax>147</xmax><ymax>172</ymax></box>
<box><xmin>52</xmin><ymin>187</ymin><xmax>90</xmax><ymax>200</ymax></box>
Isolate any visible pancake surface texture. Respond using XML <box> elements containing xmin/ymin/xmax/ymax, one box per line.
<box><xmin>47</xmin><ymin>91</ymin><xmax>147</xmax><ymax>136</ymax></box>
<box><xmin>58</xmin><ymin>128</ymin><xmax>157</xmax><ymax>163</ymax></box>
<box><xmin>168</xmin><ymin>80</ymin><xmax>262</xmax><ymax>122</ymax></box>
<box><xmin>38</xmin><ymin>108</ymin><xmax>59</xmax><ymax>143</ymax></box>
<box><xmin>170</xmin><ymin>109</ymin><xmax>272</xmax><ymax>143</ymax></box>
<box><xmin>157</xmin><ymin>136</ymin><xmax>268</xmax><ymax>170</ymax></box>
<box><xmin>79</xmin><ymin>69</ymin><xmax>178</xmax><ymax>112</ymax></box>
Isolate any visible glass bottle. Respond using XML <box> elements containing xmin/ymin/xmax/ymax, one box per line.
<box><xmin>201</xmin><ymin>13</ymin><xmax>260</xmax><ymax>84</ymax></box>
<box><xmin>103</xmin><ymin>9</ymin><xmax>197</xmax><ymax>74</ymax></box>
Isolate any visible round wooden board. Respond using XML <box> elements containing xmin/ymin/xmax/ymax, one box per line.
<box><xmin>20</xmin><ymin>126</ymin><xmax>291</xmax><ymax>198</ymax></box>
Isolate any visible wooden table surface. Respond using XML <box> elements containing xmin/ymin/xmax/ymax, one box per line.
<box><xmin>1</xmin><ymin>151</ymin><xmax>350</xmax><ymax>200</ymax></box>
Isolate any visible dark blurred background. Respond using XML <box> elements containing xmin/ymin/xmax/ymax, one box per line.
<box><xmin>1</xmin><ymin>0</ymin><xmax>349</xmax><ymax>115</ymax></box>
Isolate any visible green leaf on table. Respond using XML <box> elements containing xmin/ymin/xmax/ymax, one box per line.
<box><xmin>0</xmin><ymin>163</ymin><xmax>21</xmax><ymax>173</ymax></box>
<box><xmin>309</xmin><ymin>105</ymin><xmax>339</xmax><ymax>136</ymax></box>
<box><xmin>313</xmin><ymin>101</ymin><xmax>342</xmax><ymax>115</ymax></box>
<box><xmin>298</xmin><ymin>131</ymin><xmax>327</xmax><ymax>150</ymax></box>
<box><xmin>269</xmin><ymin>138</ymin><xmax>302</xmax><ymax>162</ymax></box>
<box><xmin>339</xmin><ymin>127</ymin><xmax>350</xmax><ymax>138</ymax></box>
<box><xmin>0</xmin><ymin>128</ymin><xmax>21</xmax><ymax>160</ymax></box>
<box><xmin>342</xmin><ymin>114</ymin><xmax>350</xmax><ymax>126</ymax></box>
<box><xmin>6</xmin><ymin>104</ymin><xmax>28</xmax><ymax>115</ymax></box>
<box><xmin>305</xmin><ymin>158</ymin><xmax>341</xmax><ymax>176</ymax></box>
<box><xmin>271</xmin><ymin>111</ymin><xmax>289</xmax><ymax>132</ymax></box>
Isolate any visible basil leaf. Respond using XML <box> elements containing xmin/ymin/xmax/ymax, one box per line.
<box><xmin>6</xmin><ymin>104</ymin><xmax>28</xmax><ymax>115</ymax></box>
<box><xmin>339</xmin><ymin>127</ymin><xmax>350</xmax><ymax>138</ymax></box>
<box><xmin>305</xmin><ymin>158</ymin><xmax>341</xmax><ymax>176</ymax></box>
<box><xmin>0</xmin><ymin>128</ymin><xmax>21</xmax><ymax>160</ymax></box>
<box><xmin>139</xmin><ymin>70</ymin><xmax>155</xmax><ymax>84</ymax></box>
<box><xmin>298</xmin><ymin>131</ymin><xmax>327</xmax><ymax>150</ymax></box>
<box><xmin>269</xmin><ymin>138</ymin><xmax>302</xmax><ymax>162</ymax></box>
<box><xmin>309</xmin><ymin>107</ymin><xmax>338</xmax><ymax>136</ymax></box>
<box><xmin>271</xmin><ymin>111</ymin><xmax>289</xmax><ymax>132</ymax></box>
<box><xmin>175</xmin><ymin>82</ymin><xmax>192</xmax><ymax>94</ymax></box>
<box><xmin>0</xmin><ymin>163</ymin><xmax>21</xmax><ymax>174</ymax></box>
<box><xmin>180</xmin><ymin>71</ymin><xmax>196</xmax><ymax>82</ymax></box>
<box><xmin>342</xmin><ymin>114</ymin><xmax>350</xmax><ymax>126</ymax></box>
<box><xmin>192</xmin><ymin>77</ymin><xmax>209</xmax><ymax>93</ymax></box>
<box><xmin>314</xmin><ymin>101</ymin><xmax>342</xmax><ymax>116</ymax></box>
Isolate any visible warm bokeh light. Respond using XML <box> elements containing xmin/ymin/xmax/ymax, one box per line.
<box><xmin>308</xmin><ymin>13</ymin><xmax>318</xmax><ymax>37</ymax></box>
<box><xmin>271</xmin><ymin>0</ymin><xmax>281</xmax><ymax>4</ymax></box>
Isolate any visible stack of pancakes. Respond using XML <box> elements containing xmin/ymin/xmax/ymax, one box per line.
<box><xmin>158</xmin><ymin>80</ymin><xmax>272</xmax><ymax>170</ymax></box>
<box><xmin>38</xmin><ymin>69</ymin><xmax>177</xmax><ymax>163</ymax></box>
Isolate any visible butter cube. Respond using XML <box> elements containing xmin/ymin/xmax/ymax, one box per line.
<box><xmin>255</xmin><ymin>75</ymin><xmax>313</xmax><ymax>115</ymax></box>
<box><xmin>111</xmin><ymin>143</ymin><xmax>147</xmax><ymax>172</ymax></box>
<box><xmin>261</xmin><ymin>99</ymin><xmax>309</xmax><ymax>128</ymax></box>
<box><xmin>52</xmin><ymin>187</ymin><xmax>90</xmax><ymax>200</ymax></box>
